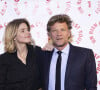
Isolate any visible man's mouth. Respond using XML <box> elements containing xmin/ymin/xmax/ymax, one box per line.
<box><xmin>56</xmin><ymin>38</ymin><xmax>63</xmax><ymax>40</ymax></box>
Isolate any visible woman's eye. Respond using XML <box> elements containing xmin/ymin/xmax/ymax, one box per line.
<box><xmin>22</xmin><ymin>30</ymin><xmax>24</xmax><ymax>32</ymax></box>
<box><xmin>27</xmin><ymin>29</ymin><xmax>30</xmax><ymax>31</ymax></box>
<box><xmin>21</xmin><ymin>29</ymin><xmax>25</xmax><ymax>32</ymax></box>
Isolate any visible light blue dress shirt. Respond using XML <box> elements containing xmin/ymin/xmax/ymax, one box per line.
<box><xmin>48</xmin><ymin>44</ymin><xmax>70</xmax><ymax>90</ymax></box>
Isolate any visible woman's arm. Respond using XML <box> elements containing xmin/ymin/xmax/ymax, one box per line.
<box><xmin>0</xmin><ymin>55</ymin><xmax>8</xmax><ymax>89</ymax></box>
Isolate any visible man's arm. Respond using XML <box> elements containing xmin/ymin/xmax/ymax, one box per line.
<box><xmin>85</xmin><ymin>49</ymin><xmax>97</xmax><ymax>90</ymax></box>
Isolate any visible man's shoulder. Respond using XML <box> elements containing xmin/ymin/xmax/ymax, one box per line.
<box><xmin>70</xmin><ymin>44</ymin><xmax>93</xmax><ymax>53</ymax></box>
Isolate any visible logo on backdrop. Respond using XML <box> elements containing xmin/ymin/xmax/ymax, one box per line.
<box><xmin>14</xmin><ymin>0</ymin><xmax>20</xmax><ymax>2</ymax></box>
<box><xmin>64</xmin><ymin>1</ymin><xmax>71</xmax><ymax>14</ymax></box>
<box><xmin>77</xmin><ymin>0</ymin><xmax>100</xmax><ymax>16</ymax></box>
<box><xmin>95</xmin><ymin>0</ymin><xmax>100</xmax><ymax>14</ymax></box>
<box><xmin>46</xmin><ymin>0</ymin><xmax>71</xmax><ymax>15</ymax></box>
<box><xmin>89</xmin><ymin>21</ymin><xmax>100</xmax><ymax>44</ymax></box>
<box><xmin>72</xmin><ymin>22</ymin><xmax>83</xmax><ymax>44</ymax></box>
<box><xmin>0</xmin><ymin>1</ymin><xmax>7</xmax><ymax>16</ymax></box>
<box><xmin>13</xmin><ymin>1</ymin><xmax>28</xmax><ymax>15</ymax></box>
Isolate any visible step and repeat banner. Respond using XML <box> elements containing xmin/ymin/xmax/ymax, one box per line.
<box><xmin>0</xmin><ymin>0</ymin><xmax>100</xmax><ymax>89</ymax></box>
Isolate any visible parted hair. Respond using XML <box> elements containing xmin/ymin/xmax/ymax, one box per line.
<box><xmin>4</xmin><ymin>18</ymin><xmax>30</xmax><ymax>53</ymax></box>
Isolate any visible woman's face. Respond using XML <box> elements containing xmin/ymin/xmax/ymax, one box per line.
<box><xmin>14</xmin><ymin>23</ymin><xmax>31</xmax><ymax>45</ymax></box>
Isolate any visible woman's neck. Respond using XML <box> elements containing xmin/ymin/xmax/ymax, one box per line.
<box><xmin>16</xmin><ymin>44</ymin><xmax>28</xmax><ymax>64</ymax></box>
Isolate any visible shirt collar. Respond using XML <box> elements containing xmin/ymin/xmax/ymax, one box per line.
<box><xmin>54</xmin><ymin>43</ymin><xmax>70</xmax><ymax>55</ymax></box>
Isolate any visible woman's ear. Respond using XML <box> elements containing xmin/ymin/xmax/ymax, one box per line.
<box><xmin>14</xmin><ymin>38</ymin><xmax>16</xmax><ymax>41</ymax></box>
<box><xmin>14</xmin><ymin>34</ymin><xmax>17</xmax><ymax>41</ymax></box>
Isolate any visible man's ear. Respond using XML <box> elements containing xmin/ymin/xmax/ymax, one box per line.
<box><xmin>48</xmin><ymin>32</ymin><xmax>50</xmax><ymax>37</ymax></box>
<box><xmin>68</xmin><ymin>30</ymin><xmax>71</xmax><ymax>37</ymax></box>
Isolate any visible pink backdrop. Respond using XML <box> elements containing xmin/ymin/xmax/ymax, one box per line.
<box><xmin>0</xmin><ymin>0</ymin><xmax>100</xmax><ymax>89</ymax></box>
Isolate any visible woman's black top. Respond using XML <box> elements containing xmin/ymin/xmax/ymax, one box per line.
<box><xmin>0</xmin><ymin>45</ymin><xmax>42</xmax><ymax>90</ymax></box>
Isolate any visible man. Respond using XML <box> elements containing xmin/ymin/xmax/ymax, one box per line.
<box><xmin>39</xmin><ymin>14</ymin><xmax>97</xmax><ymax>90</ymax></box>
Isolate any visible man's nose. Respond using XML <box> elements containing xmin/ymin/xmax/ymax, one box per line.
<box><xmin>57</xmin><ymin>30</ymin><xmax>62</xmax><ymax>35</ymax></box>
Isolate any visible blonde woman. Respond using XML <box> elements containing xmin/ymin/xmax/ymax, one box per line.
<box><xmin>0</xmin><ymin>19</ymin><xmax>42</xmax><ymax>90</ymax></box>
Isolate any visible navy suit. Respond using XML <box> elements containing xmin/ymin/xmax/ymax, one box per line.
<box><xmin>39</xmin><ymin>44</ymin><xmax>97</xmax><ymax>90</ymax></box>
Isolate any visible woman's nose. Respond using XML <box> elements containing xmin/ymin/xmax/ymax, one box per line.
<box><xmin>26</xmin><ymin>30</ymin><xmax>30</xmax><ymax>33</ymax></box>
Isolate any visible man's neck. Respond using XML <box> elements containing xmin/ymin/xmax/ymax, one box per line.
<box><xmin>55</xmin><ymin>43</ymin><xmax>69</xmax><ymax>51</ymax></box>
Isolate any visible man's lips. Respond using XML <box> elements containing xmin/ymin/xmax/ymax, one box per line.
<box><xmin>56</xmin><ymin>38</ymin><xmax>63</xmax><ymax>40</ymax></box>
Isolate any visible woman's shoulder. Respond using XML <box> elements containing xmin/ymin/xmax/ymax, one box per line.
<box><xmin>0</xmin><ymin>52</ymin><xmax>9</xmax><ymax>58</ymax></box>
<box><xmin>27</xmin><ymin>45</ymin><xmax>42</xmax><ymax>51</ymax></box>
<box><xmin>0</xmin><ymin>52</ymin><xmax>11</xmax><ymax>63</ymax></box>
<box><xmin>27</xmin><ymin>45</ymin><xmax>44</xmax><ymax>57</ymax></box>
<box><xmin>35</xmin><ymin>46</ymin><xmax>42</xmax><ymax>51</ymax></box>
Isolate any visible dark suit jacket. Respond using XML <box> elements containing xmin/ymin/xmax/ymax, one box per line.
<box><xmin>39</xmin><ymin>44</ymin><xmax>97</xmax><ymax>90</ymax></box>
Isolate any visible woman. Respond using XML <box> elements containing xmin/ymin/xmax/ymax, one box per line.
<box><xmin>0</xmin><ymin>19</ymin><xmax>42</xmax><ymax>90</ymax></box>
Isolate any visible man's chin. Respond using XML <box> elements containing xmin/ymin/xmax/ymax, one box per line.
<box><xmin>53</xmin><ymin>43</ymin><xmax>67</xmax><ymax>47</ymax></box>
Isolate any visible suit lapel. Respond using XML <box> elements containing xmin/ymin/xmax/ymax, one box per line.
<box><xmin>65</xmin><ymin>44</ymin><xmax>76</xmax><ymax>89</ymax></box>
<box><xmin>45</xmin><ymin>50</ymin><xmax>54</xmax><ymax>90</ymax></box>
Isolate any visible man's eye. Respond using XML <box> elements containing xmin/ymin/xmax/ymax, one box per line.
<box><xmin>52</xmin><ymin>30</ymin><xmax>57</xmax><ymax>32</ymax></box>
<box><xmin>61</xmin><ymin>29</ymin><xmax>65</xmax><ymax>31</ymax></box>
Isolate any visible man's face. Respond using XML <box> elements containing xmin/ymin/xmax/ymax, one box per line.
<box><xmin>48</xmin><ymin>22</ymin><xmax>71</xmax><ymax>48</ymax></box>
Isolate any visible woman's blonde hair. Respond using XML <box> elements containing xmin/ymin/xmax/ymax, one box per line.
<box><xmin>4</xmin><ymin>18</ymin><xmax>31</xmax><ymax>53</ymax></box>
